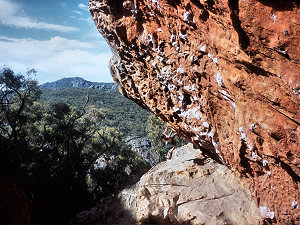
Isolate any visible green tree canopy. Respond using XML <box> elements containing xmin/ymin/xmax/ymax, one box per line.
<box><xmin>0</xmin><ymin>67</ymin><xmax>150</xmax><ymax>224</ymax></box>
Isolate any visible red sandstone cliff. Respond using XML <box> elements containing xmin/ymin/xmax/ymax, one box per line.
<box><xmin>89</xmin><ymin>0</ymin><xmax>299</xmax><ymax>224</ymax></box>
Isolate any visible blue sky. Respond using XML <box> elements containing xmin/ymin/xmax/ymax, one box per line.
<box><xmin>0</xmin><ymin>0</ymin><xmax>112</xmax><ymax>84</ymax></box>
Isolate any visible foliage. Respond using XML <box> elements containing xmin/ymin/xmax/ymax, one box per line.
<box><xmin>146</xmin><ymin>115</ymin><xmax>188</xmax><ymax>160</ymax></box>
<box><xmin>40</xmin><ymin>87</ymin><xmax>150</xmax><ymax>137</ymax></box>
<box><xmin>0</xmin><ymin>68</ymin><xmax>150</xmax><ymax>224</ymax></box>
<box><xmin>0</xmin><ymin>68</ymin><xmax>41</xmax><ymax>144</ymax></box>
<box><xmin>146</xmin><ymin>115</ymin><xmax>169</xmax><ymax>160</ymax></box>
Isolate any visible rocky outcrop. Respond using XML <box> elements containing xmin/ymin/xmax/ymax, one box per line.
<box><xmin>75</xmin><ymin>144</ymin><xmax>260</xmax><ymax>224</ymax></box>
<box><xmin>89</xmin><ymin>0</ymin><xmax>299</xmax><ymax>223</ymax></box>
<box><xmin>125</xmin><ymin>136</ymin><xmax>159</xmax><ymax>166</ymax></box>
<box><xmin>40</xmin><ymin>77</ymin><xmax>117</xmax><ymax>90</ymax></box>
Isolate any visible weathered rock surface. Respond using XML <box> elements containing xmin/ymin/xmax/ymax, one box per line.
<box><xmin>89</xmin><ymin>0</ymin><xmax>299</xmax><ymax>223</ymax></box>
<box><xmin>125</xmin><ymin>136</ymin><xmax>159</xmax><ymax>166</ymax></box>
<box><xmin>75</xmin><ymin>144</ymin><xmax>260</xmax><ymax>224</ymax></box>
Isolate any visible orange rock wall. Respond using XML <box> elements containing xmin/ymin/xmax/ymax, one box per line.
<box><xmin>89</xmin><ymin>0</ymin><xmax>299</xmax><ymax>223</ymax></box>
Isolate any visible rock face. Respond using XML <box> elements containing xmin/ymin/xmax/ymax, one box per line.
<box><xmin>88</xmin><ymin>0</ymin><xmax>299</xmax><ymax>223</ymax></box>
<box><xmin>76</xmin><ymin>144</ymin><xmax>260</xmax><ymax>224</ymax></box>
<box><xmin>125</xmin><ymin>136</ymin><xmax>159</xmax><ymax>166</ymax></box>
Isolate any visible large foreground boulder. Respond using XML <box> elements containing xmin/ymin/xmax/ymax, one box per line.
<box><xmin>89</xmin><ymin>0</ymin><xmax>299</xmax><ymax>223</ymax></box>
<box><xmin>76</xmin><ymin>144</ymin><xmax>260</xmax><ymax>224</ymax></box>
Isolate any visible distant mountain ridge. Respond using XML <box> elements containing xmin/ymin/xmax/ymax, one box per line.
<box><xmin>40</xmin><ymin>77</ymin><xmax>117</xmax><ymax>90</ymax></box>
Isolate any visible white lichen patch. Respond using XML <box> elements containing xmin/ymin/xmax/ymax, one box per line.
<box><xmin>192</xmin><ymin>126</ymin><xmax>199</xmax><ymax>132</ymax></box>
<box><xmin>216</xmin><ymin>149</ymin><xmax>223</xmax><ymax>160</ymax></box>
<box><xmin>131</xmin><ymin>3</ymin><xmax>137</xmax><ymax>15</ymax></box>
<box><xmin>177</xmin><ymin>66</ymin><xmax>184</xmax><ymax>74</ymax></box>
<box><xmin>249</xmin><ymin>123</ymin><xmax>256</xmax><ymax>131</ymax></box>
<box><xmin>156</xmin><ymin>72</ymin><xmax>165</xmax><ymax>81</ymax></box>
<box><xmin>215</xmin><ymin>73</ymin><xmax>224</xmax><ymax>86</ymax></box>
<box><xmin>183</xmin><ymin>11</ymin><xmax>193</xmax><ymax>22</ymax></box>
<box><xmin>267</xmin><ymin>171</ymin><xmax>271</xmax><ymax>176</ymax></box>
<box><xmin>168</xmin><ymin>83</ymin><xmax>176</xmax><ymax>91</ymax></box>
<box><xmin>191</xmin><ymin>108</ymin><xmax>202</xmax><ymax>120</ymax></box>
<box><xmin>270</xmin><ymin>13</ymin><xmax>277</xmax><ymax>23</ymax></box>
<box><xmin>291</xmin><ymin>84</ymin><xmax>300</xmax><ymax>98</ymax></box>
<box><xmin>190</xmin><ymin>55</ymin><xmax>197</xmax><ymax>63</ymax></box>
<box><xmin>239</xmin><ymin>127</ymin><xmax>247</xmax><ymax>141</ymax></box>
<box><xmin>260</xmin><ymin>206</ymin><xmax>275</xmax><ymax>219</ymax></box>
<box><xmin>166</xmin><ymin>59</ymin><xmax>172</xmax><ymax>64</ymax></box>
<box><xmin>207</xmin><ymin>129</ymin><xmax>214</xmax><ymax>141</ymax></box>
<box><xmin>177</xmin><ymin>92</ymin><xmax>184</xmax><ymax>104</ymax></box>
<box><xmin>180</xmin><ymin>108</ymin><xmax>202</xmax><ymax>120</ymax></box>
<box><xmin>277</xmin><ymin>49</ymin><xmax>286</xmax><ymax>54</ymax></box>
<box><xmin>221</xmin><ymin>90</ymin><xmax>231</xmax><ymax>101</ymax></box>
<box><xmin>199</xmin><ymin>45</ymin><xmax>206</xmax><ymax>52</ymax></box>
<box><xmin>212</xmin><ymin>57</ymin><xmax>218</xmax><ymax>64</ymax></box>
<box><xmin>202</xmin><ymin>122</ymin><xmax>209</xmax><ymax>128</ymax></box>
<box><xmin>251</xmin><ymin>151</ymin><xmax>257</xmax><ymax>159</ymax></box>
<box><xmin>292</xmin><ymin>201</ymin><xmax>298</xmax><ymax>209</ymax></box>
<box><xmin>193</xmin><ymin>95</ymin><xmax>199</xmax><ymax>101</ymax></box>
<box><xmin>271</xmin><ymin>186</ymin><xmax>275</xmax><ymax>190</ymax></box>
<box><xmin>262</xmin><ymin>159</ymin><xmax>268</xmax><ymax>167</ymax></box>
<box><xmin>157</xmin><ymin>28</ymin><xmax>162</xmax><ymax>32</ymax></box>
<box><xmin>170</xmin><ymin>34</ymin><xmax>176</xmax><ymax>43</ymax></box>
<box><xmin>156</xmin><ymin>55</ymin><xmax>164</xmax><ymax>61</ymax></box>
<box><xmin>161</xmin><ymin>67</ymin><xmax>171</xmax><ymax>75</ymax></box>
<box><xmin>193</xmin><ymin>135</ymin><xmax>200</xmax><ymax>141</ymax></box>
<box><xmin>147</xmin><ymin>33</ymin><xmax>153</xmax><ymax>43</ymax></box>
<box><xmin>184</xmin><ymin>85</ymin><xmax>192</xmax><ymax>91</ymax></box>
<box><xmin>177</xmin><ymin>79</ymin><xmax>183</xmax><ymax>85</ymax></box>
<box><xmin>246</xmin><ymin>141</ymin><xmax>253</xmax><ymax>150</ymax></box>
<box><xmin>151</xmin><ymin>0</ymin><xmax>161</xmax><ymax>10</ymax></box>
<box><xmin>179</xmin><ymin>31</ymin><xmax>188</xmax><ymax>41</ymax></box>
<box><xmin>183</xmin><ymin>84</ymin><xmax>198</xmax><ymax>92</ymax></box>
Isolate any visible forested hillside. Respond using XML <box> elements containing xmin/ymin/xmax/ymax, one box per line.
<box><xmin>0</xmin><ymin>69</ymin><xmax>152</xmax><ymax>224</ymax></box>
<box><xmin>40</xmin><ymin>87</ymin><xmax>150</xmax><ymax>136</ymax></box>
<box><xmin>40</xmin><ymin>77</ymin><xmax>117</xmax><ymax>90</ymax></box>
<box><xmin>0</xmin><ymin>69</ymin><xmax>187</xmax><ymax>224</ymax></box>
<box><xmin>39</xmin><ymin>79</ymin><xmax>187</xmax><ymax>159</ymax></box>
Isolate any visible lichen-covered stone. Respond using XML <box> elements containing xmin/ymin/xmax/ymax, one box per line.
<box><xmin>89</xmin><ymin>0</ymin><xmax>300</xmax><ymax>223</ymax></box>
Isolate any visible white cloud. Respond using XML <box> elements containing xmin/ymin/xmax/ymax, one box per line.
<box><xmin>78</xmin><ymin>17</ymin><xmax>94</xmax><ymax>24</ymax></box>
<box><xmin>0</xmin><ymin>0</ymin><xmax>78</xmax><ymax>32</ymax></box>
<box><xmin>72</xmin><ymin>10</ymin><xmax>83</xmax><ymax>15</ymax></box>
<box><xmin>78</xmin><ymin>3</ymin><xmax>89</xmax><ymax>11</ymax></box>
<box><xmin>0</xmin><ymin>36</ymin><xmax>113</xmax><ymax>83</ymax></box>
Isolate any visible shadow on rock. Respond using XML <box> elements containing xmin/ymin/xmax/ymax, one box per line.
<box><xmin>74</xmin><ymin>144</ymin><xmax>261</xmax><ymax>225</ymax></box>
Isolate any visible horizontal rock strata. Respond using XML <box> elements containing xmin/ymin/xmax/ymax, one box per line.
<box><xmin>89</xmin><ymin>0</ymin><xmax>300</xmax><ymax>224</ymax></box>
